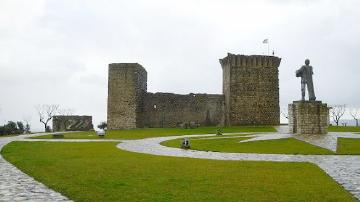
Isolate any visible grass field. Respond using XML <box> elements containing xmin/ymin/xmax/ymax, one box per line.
<box><xmin>337</xmin><ymin>138</ymin><xmax>360</xmax><ymax>154</ymax></box>
<box><xmin>329</xmin><ymin>126</ymin><xmax>360</xmax><ymax>132</ymax></box>
<box><xmin>161</xmin><ymin>137</ymin><xmax>335</xmax><ymax>155</ymax></box>
<box><xmin>32</xmin><ymin>126</ymin><xmax>276</xmax><ymax>140</ymax></box>
<box><xmin>1</xmin><ymin>141</ymin><xmax>356</xmax><ymax>202</ymax></box>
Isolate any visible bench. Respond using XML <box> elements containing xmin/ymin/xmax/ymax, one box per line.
<box><xmin>52</xmin><ymin>133</ymin><xmax>64</xmax><ymax>138</ymax></box>
<box><xmin>96</xmin><ymin>130</ymin><xmax>106</xmax><ymax>138</ymax></box>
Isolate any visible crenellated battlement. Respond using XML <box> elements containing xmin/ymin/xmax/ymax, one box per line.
<box><xmin>219</xmin><ymin>53</ymin><xmax>281</xmax><ymax>68</ymax></box>
<box><xmin>220</xmin><ymin>53</ymin><xmax>280</xmax><ymax>126</ymax></box>
<box><xmin>109</xmin><ymin>63</ymin><xmax>143</xmax><ymax>68</ymax></box>
<box><xmin>107</xmin><ymin>52</ymin><xmax>281</xmax><ymax>129</ymax></box>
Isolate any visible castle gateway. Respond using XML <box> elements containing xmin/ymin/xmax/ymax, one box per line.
<box><xmin>107</xmin><ymin>53</ymin><xmax>281</xmax><ymax>129</ymax></box>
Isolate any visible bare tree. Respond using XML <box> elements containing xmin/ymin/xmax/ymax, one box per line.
<box><xmin>280</xmin><ymin>107</ymin><xmax>288</xmax><ymax>119</ymax></box>
<box><xmin>330</xmin><ymin>105</ymin><xmax>346</xmax><ymax>126</ymax></box>
<box><xmin>35</xmin><ymin>104</ymin><xmax>59</xmax><ymax>132</ymax></box>
<box><xmin>349</xmin><ymin>108</ymin><xmax>360</xmax><ymax>127</ymax></box>
<box><xmin>22</xmin><ymin>115</ymin><xmax>32</xmax><ymax>134</ymax></box>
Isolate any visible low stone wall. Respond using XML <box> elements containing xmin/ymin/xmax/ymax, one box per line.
<box><xmin>52</xmin><ymin>116</ymin><xmax>93</xmax><ymax>132</ymax></box>
<box><xmin>288</xmin><ymin>101</ymin><xmax>329</xmax><ymax>134</ymax></box>
<box><xmin>143</xmin><ymin>93</ymin><xmax>225</xmax><ymax>128</ymax></box>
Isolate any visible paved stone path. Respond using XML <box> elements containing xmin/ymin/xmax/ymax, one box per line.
<box><xmin>0</xmin><ymin>134</ymin><xmax>72</xmax><ymax>201</ymax></box>
<box><xmin>240</xmin><ymin>130</ymin><xmax>360</xmax><ymax>153</ymax></box>
<box><xmin>2</xmin><ymin>128</ymin><xmax>360</xmax><ymax>201</ymax></box>
<box><xmin>117</xmin><ymin>132</ymin><xmax>360</xmax><ymax>200</ymax></box>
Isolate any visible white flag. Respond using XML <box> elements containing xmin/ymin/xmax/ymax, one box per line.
<box><xmin>263</xmin><ymin>39</ymin><xmax>268</xmax><ymax>44</ymax></box>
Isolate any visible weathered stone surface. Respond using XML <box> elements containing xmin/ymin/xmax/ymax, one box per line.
<box><xmin>107</xmin><ymin>54</ymin><xmax>281</xmax><ymax>129</ymax></box>
<box><xmin>107</xmin><ymin>63</ymin><xmax>147</xmax><ymax>129</ymax></box>
<box><xmin>220</xmin><ymin>53</ymin><xmax>281</xmax><ymax>125</ymax></box>
<box><xmin>53</xmin><ymin>115</ymin><xmax>93</xmax><ymax>132</ymax></box>
<box><xmin>143</xmin><ymin>93</ymin><xmax>224</xmax><ymax>128</ymax></box>
<box><xmin>288</xmin><ymin>100</ymin><xmax>329</xmax><ymax>134</ymax></box>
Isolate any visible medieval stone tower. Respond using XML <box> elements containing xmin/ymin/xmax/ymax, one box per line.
<box><xmin>107</xmin><ymin>54</ymin><xmax>281</xmax><ymax>129</ymax></box>
<box><xmin>220</xmin><ymin>53</ymin><xmax>281</xmax><ymax>125</ymax></box>
<box><xmin>107</xmin><ymin>63</ymin><xmax>147</xmax><ymax>129</ymax></box>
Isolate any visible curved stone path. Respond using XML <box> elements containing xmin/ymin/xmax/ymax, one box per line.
<box><xmin>0</xmin><ymin>134</ymin><xmax>72</xmax><ymax>201</ymax></box>
<box><xmin>2</xmin><ymin>129</ymin><xmax>360</xmax><ymax>201</ymax></box>
<box><xmin>117</xmin><ymin>133</ymin><xmax>360</xmax><ymax>200</ymax></box>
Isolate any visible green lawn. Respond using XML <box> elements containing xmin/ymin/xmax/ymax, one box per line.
<box><xmin>329</xmin><ymin>126</ymin><xmax>360</xmax><ymax>132</ymax></box>
<box><xmin>1</xmin><ymin>141</ymin><xmax>356</xmax><ymax>202</ymax></box>
<box><xmin>337</xmin><ymin>138</ymin><xmax>360</xmax><ymax>154</ymax></box>
<box><xmin>162</xmin><ymin>137</ymin><xmax>335</xmax><ymax>155</ymax></box>
<box><xmin>32</xmin><ymin>126</ymin><xmax>276</xmax><ymax>140</ymax></box>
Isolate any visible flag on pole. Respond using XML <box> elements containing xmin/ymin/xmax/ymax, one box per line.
<box><xmin>263</xmin><ymin>39</ymin><xmax>268</xmax><ymax>44</ymax></box>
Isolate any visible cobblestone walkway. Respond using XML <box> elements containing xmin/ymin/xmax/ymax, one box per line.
<box><xmin>240</xmin><ymin>129</ymin><xmax>360</xmax><ymax>152</ymax></box>
<box><xmin>2</xmin><ymin>129</ymin><xmax>360</xmax><ymax>201</ymax></box>
<box><xmin>0</xmin><ymin>134</ymin><xmax>72</xmax><ymax>201</ymax></box>
<box><xmin>117</xmin><ymin>132</ymin><xmax>360</xmax><ymax>200</ymax></box>
<box><xmin>294</xmin><ymin>133</ymin><xmax>360</xmax><ymax>152</ymax></box>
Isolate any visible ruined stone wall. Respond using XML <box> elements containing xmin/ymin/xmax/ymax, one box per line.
<box><xmin>143</xmin><ymin>93</ymin><xmax>224</xmax><ymax>128</ymax></box>
<box><xmin>220</xmin><ymin>54</ymin><xmax>281</xmax><ymax>125</ymax></box>
<box><xmin>107</xmin><ymin>63</ymin><xmax>147</xmax><ymax>129</ymax></box>
<box><xmin>53</xmin><ymin>115</ymin><xmax>93</xmax><ymax>132</ymax></box>
<box><xmin>107</xmin><ymin>53</ymin><xmax>281</xmax><ymax>129</ymax></box>
<box><xmin>289</xmin><ymin>101</ymin><xmax>329</xmax><ymax>134</ymax></box>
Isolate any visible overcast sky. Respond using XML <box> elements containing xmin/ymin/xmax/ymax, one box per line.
<box><xmin>0</xmin><ymin>0</ymin><xmax>359</xmax><ymax>131</ymax></box>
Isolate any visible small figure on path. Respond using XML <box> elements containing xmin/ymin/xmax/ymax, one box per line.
<box><xmin>296</xmin><ymin>59</ymin><xmax>316</xmax><ymax>101</ymax></box>
<box><xmin>181</xmin><ymin>138</ymin><xmax>190</xmax><ymax>149</ymax></box>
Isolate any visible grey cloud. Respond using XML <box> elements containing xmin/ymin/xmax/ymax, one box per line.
<box><xmin>0</xmin><ymin>0</ymin><xmax>359</xmax><ymax>131</ymax></box>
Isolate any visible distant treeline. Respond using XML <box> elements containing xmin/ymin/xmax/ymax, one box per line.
<box><xmin>0</xmin><ymin>121</ymin><xmax>30</xmax><ymax>136</ymax></box>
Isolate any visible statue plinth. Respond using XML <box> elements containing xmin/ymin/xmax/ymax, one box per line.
<box><xmin>288</xmin><ymin>100</ymin><xmax>329</xmax><ymax>134</ymax></box>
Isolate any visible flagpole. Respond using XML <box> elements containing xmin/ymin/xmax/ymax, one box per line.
<box><xmin>262</xmin><ymin>39</ymin><xmax>270</xmax><ymax>56</ymax></box>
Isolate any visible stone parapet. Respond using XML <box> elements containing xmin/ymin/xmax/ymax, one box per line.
<box><xmin>107</xmin><ymin>53</ymin><xmax>281</xmax><ymax>129</ymax></box>
<box><xmin>220</xmin><ymin>53</ymin><xmax>281</xmax><ymax>125</ymax></box>
<box><xmin>219</xmin><ymin>53</ymin><xmax>281</xmax><ymax>68</ymax></box>
<box><xmin>289</xmin><ymin>100</ymin><xmax>329</xmax><ymax>134</ymax></box>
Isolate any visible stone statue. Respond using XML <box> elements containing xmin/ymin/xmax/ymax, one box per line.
<box><xmin>296</xmin><ymin>59</ymin><xmax>316</xmax><ymax>101</ymax></box>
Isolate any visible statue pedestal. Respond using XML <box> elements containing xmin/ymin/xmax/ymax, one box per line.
<box><xmin>288</xmin><ymin>101</ymin><xmax>329</xmax><ymax>134</ymax></box>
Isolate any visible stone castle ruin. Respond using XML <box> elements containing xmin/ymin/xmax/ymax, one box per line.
<box><xmin>107</xmin><ymin>53</ymin><xmax>281</xmax><ymax>129</ymax></box>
